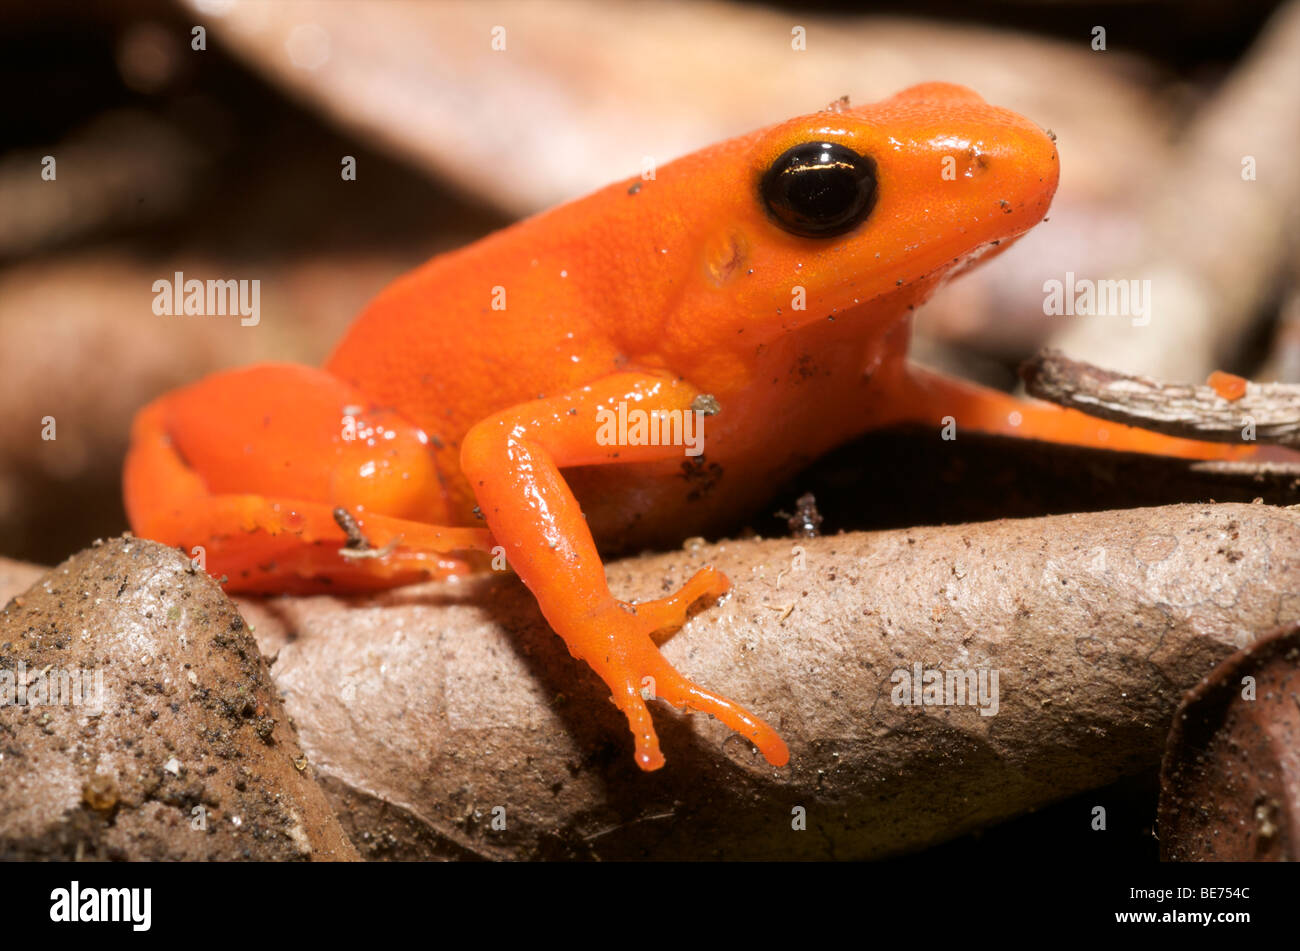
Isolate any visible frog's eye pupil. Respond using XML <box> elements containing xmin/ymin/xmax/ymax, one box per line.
<box><xmin>761</xmin><ymin>142</ymin><xmax>877</xmax><ymax>238</ymax></box>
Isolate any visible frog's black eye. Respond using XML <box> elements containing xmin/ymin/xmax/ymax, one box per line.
<box><xmin>760</xmin><ymin>142</ymin><xmax>877</xmax><ymax>238</ymax></box>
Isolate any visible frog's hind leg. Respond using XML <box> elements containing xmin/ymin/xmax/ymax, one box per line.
<box><xmin>124</xmin><ymin>363</ymin><xmax>493</xmax><ymax>593</ymax></box>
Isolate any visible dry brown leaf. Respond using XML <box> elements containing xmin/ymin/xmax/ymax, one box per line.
<box><xmin>0</xmin><ymin>538</ymin><xmax>357</xmax><ymax>860</ymax></box>
<box><xmin>7</xmin><ymin>501</ymin><xmax>1294</xmax><ymax>859</ymax></box>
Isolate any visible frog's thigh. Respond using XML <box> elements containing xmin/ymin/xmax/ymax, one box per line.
<box><xmin>124</xmin><ymin>363</ymin><xmax>490</xmax><ymax>592</ymax></box>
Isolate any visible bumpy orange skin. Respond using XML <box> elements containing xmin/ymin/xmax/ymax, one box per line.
<box><xmin>124</xmin><ymin>84</ymin><xmax>1246</xmax><ymax>771</ymax></box>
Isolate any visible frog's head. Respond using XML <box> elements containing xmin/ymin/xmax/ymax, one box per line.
<box><xmin>664</xmin><ymin>82</ymin><xmax>1058</xmax><ymax>347</ymax></box>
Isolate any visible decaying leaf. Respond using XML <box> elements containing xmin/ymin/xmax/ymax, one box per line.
<box><xmin>7</xmin><ymin>499</ymin><xmax>1293</xmax><ymax>859</ymax></box>
<box><xmin>1158</xmin><ymin>620</ymin><xmax>1300</xmax><ymax>861</ymax></box>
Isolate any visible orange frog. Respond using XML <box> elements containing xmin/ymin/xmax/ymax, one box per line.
<box><xmin>125</xmin><ymin>83</ymin><xmax>1243</xmax><ymax>771</ymax></box>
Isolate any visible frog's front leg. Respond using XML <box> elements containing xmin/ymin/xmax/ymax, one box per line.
<box><xmin>460</xmin><ymin>372</ymin><xmax>789</xmax><ymax>771</ymax></box>
<box><xmin>888</xmin><ymin>364</ymin><xmax>1258</xmax><ymax>460</ymax></box>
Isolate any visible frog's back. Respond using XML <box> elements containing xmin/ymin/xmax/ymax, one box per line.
<box><xmin>324</xmin><ymin>167</ymin><xmax>704</xmax><ymax>434</ymax></box>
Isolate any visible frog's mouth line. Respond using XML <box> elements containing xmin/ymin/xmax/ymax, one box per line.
<box><xmin>822</xmin><ymin>232</ymin><xmax>1026</xmax><ymax>325</ymax></box>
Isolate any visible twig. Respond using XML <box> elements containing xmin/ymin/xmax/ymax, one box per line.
<box><xmin>1019</xmin><ymin>348</ymin><xmax>1300</xmax><ymax>448</ymax></box>
<box><xmin>333</xmin><ymin>506</ymin><xmax>401</xmax><ymax>560</ymax></box>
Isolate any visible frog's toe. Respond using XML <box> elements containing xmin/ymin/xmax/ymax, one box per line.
<box><xmin>629</xmin><ymin>565</ymin><xmax>730</xmax><ymax>645</ymax></box>
<box><xmin>642</xmin><ymin>652</ymin><xmax>790</xmax><ymax>768</ymax></box>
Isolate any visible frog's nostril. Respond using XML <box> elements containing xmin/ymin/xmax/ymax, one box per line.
<box><xmin>959</xmin><ymin>147</ymin><xmax>992</xmax><ymax>180</ymax></box>
<box><xmin>979</xmin><ymin>123</ymin><xmax>1059</xmax><ymax>196</ymax></box>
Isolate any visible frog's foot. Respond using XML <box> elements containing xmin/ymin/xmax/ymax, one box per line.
<box><xmin>561</xmin><ymin>566</ymin><xmax>789</xmax><ymax>771</ymax></box>
<box><xmin>133</xmin><ymin>491</ymin><xmax>492</xmax><ymax>593</ymax></box>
